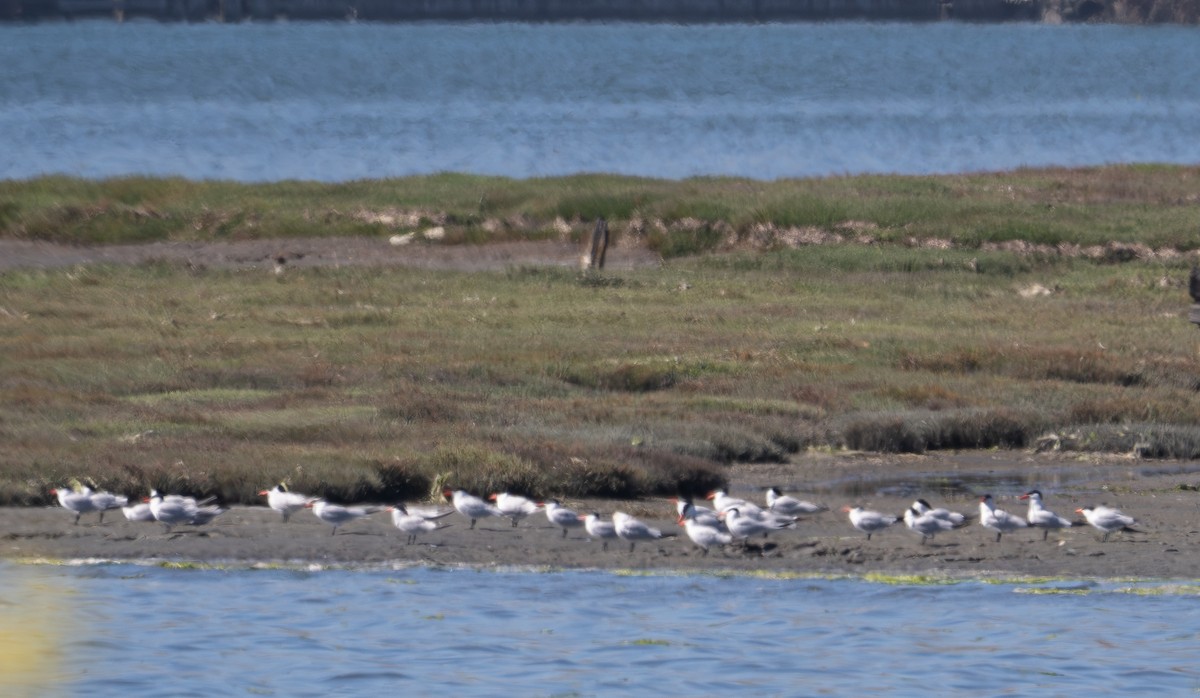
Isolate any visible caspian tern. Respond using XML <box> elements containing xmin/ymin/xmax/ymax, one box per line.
<box><xmin>720</xmin><ymin>507</ymin><xmax>793</xmax><ymax>543</ymax></box>
<box><xmin>1019</xmin><ymin>490</ymin><xmax>1075</xmax><ymax>540</ymax></box>
<box><xmin>581</xmin><ymin>512</ymin><xmax>618</xmax><ymax>550</ymax></box>
<box><xmin>911</xmin><ymin>499</ymin><xmax>970</xmax><ymax>527</ymax></box>
<box><xmin>903</xmin><ymin>506</ymin><xmax>955</xmax><ymax>544</ymax></box>
<box><xmin>121</xmin><ymin>502</ymin><xmax>155</xmax><ymax>522</ymax></box>
<box><xmin>51</xmin><ymin>487</ymin><xmax>99</xmax><ymax>525</ymax></box>
<box><xmin>843</xmin><ymin>505</ymin><xmax>899</xmax><ymax>540</ymax></box>
<box><xmin>612</xmin><ymin>511</ymin><xmax>672</xmax><ymax>552</ymax></box>
<box><xmin>306</xmin><ymin>498</ymin><xmax>379</xmax><ymax>535</ymax></box>
<box><xmin>766</xmin><ymin>487</ymin><xmax>828</xmax><ymax>515</ymax></box>
<box><xmin>979</xmin><ymin>494</ymin><xmax>1027</xmax><ymax>542</ymax></box>
<box><xmin>443</xmin><ymin>489</ymin><xmax>503</xmax><ymax>529</ymax></box>
<box><xmin>259</xmin><ymin>483</ymin><xmax>313</xmax><ymax>523</ymax></box>
<box><xmin>489</xmin><ymin>492</ymin><xmax>541</xmax><ymax>527</ymax></box>
<box><xmin>543</xmin><ymin>500</ymin><xmax>584</xmax><ymax>538</ymax></box>
<box><xmin>671</xmin><ymin>497</ymin><xmax>724</xmax><ymax>530</ymax></box>
<box><xmin>707</xmin><ymin>490</ymin><xmax>796</xmax><ymax>532</ymax></box>
<box><xmin>1075</xmin><ymin>505</ymin><xmax>1141</xmax><ymax>542</ymax></box>
<box><xmin>81</xmin><ymin>487</ymin><xmax>129</xmax><ymax>524</ymax></box>
<box><xmin>678</xmin><ymin>502</ymin><xmax>732</xmax><ymax>555</ymax></box>
<box><xmin>388</xmin><ymin>503</ymin><xmax>453</xmax><ymax>544</ymax></box>
<box><xmin>706</xmin><ymin>490</ymin><xmax>752</xmax><ymax>513</ymax></box>
<box><xmin>146</xmin><ymin>490</ymin><xmax>226</xmax><ymax>533</ymax></box>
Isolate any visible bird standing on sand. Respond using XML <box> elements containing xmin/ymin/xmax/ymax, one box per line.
<box><xmin>543</xmin><ymin>500</ymin><xmax>584</xmax><ymax>538</ymax></box>
<box><xmin>678</xmin><ymin>501</ymin><xmax>732</xmax><ymax>556</ymax></box>
<box><xmin>979</xmin><ymin>494</ymin><xmax>1027</xmax><ymax>542</ymax></box>
<box><xmin>903</xmin><ymin>506</ymin><xmax>956</xmax><ymax>545</ymax></box>
<box><xmin>444</xmin><ymin>489</ymin><xmax>503</xmax><ymax>530</ymax></box>
<box><xmin>306</xmin><ymin>498</ymin><xmax>379</xmax><ymax>536</ymax></box>
<box><xmin>259</xmin><ymin>483</ymin><xmax>313</xmax><ymax>523</ymax></box>
<box><xmin>581</xmin><ymin>512</ymin><xmax>618</xmax><ymax>551</ymax></box>
<box><xmin>489</xmin><ymin>492</ymin><xmax>541</xmax><ymax>528</ymax></box>
<box><xmin>1019</xmin><ymin>490</ymin><xmax>1075</xmax><ymax>541</ymax></box>
<box><xmin>766</xmin><ymin>487</ymin><xmax>827</xmax><ymax>515</ymax></box>
<box><xmin>388</xmin><ymin>503</ymin><xmax>453</xmax><ymax>544</ymax></box>
<box><xmin>612</xmin><ymin>511</ymin><xmax>672</xmax><ymax>552</ymax></box>
<box><xmin>843</xmin><ymin>505</ymin><xmax>898</xmax><ymax>540</ymax></box>
<box><xmin>1076</xmin><ymin>505</ymin><xmax>1141</xmax><ymax>542</ymax></box>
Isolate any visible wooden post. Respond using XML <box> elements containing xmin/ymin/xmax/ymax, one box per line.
<box><xmin>1190</xmin><ymin>266</ymin><xmax>1200</xmax><ymax>328</ymax></box>
<box><xmin>589</xmin><ymin>217</ymin><xmax>609</xmax><ymax>270</ymax></box>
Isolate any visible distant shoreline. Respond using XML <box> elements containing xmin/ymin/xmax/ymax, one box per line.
<box><xmin>4</xmin><ymin>0</ymin><xmax>1195</xmax><ymax>25</ymax></box>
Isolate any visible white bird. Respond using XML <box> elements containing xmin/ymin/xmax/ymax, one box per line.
<box><xmin>1075</xmin><ymin>505</ymin><xmax>1140</xmax><ymax>542</ymax></box>
<box><xmin>678</xmin><ymin>502</ymin><xmax>731</xmax><ymax>556</ymax></box>
<box><xmin>979</xmin><ymin>494</ymin><xmax>1027</xmax><ymax>542</ymax></box>
<box><xmin>706</xmin><ymin>489</ymin><xmax>752</xmax><ymax>513</ymax></box>
<box><xmin>121</xmin><ymin>502</ymin><xmax>155</xmax><ymax>522</ymax></box>
<box><xmin>612</xmin><ymin>511</ymin><xmax>671</xmax><ymax>552</ymax></box>
<box><xmin>306</xmin><ymin>498</ymin><xmax>379</xmax><ymax>536</ymax></box>
<box><xmin>766</xmin><ymin>487</ymin><xmax>827</xmax><ymax>515</ymax></box>
<box><xmin>671</xmin><ymin>497</ymin><xmax>724</xmax><ymax>530</ymax></box>
<box><xmin>81</xmin><ymin>487</ymin><xmax>128</xmax><ymax>524</ymax></box>
<box><xmin>911</xmin><ymin>498</ymin><xmax>970</xmax><ymax>527</ymax></box>
<box><xmin>443</xmin><ymin>488</ymin><xmax>503</xmax><ymax>530</ymax></box>
<box><xmin>147</xmin><ymin>490</ymin><xmax>226</xmax><ymax>533</ymax></box>
<box><xmin>388</xmin><ymin>503</ymin><xmax>452</xmax><ymax>544</ymax></box>
<box><xmin>543</xmin><ymin>500</ymin><xmax>584</xmax><ymax>538</ymax></box>
<box><xmin>721</xmin><ymin>507</ymin><xmax>792</xmax><ymax>543</ymax></box>
<box><xmin>843</xmin><ymin>505</ymin><xmax>899</xmax><ymax>540</ymax></box>
<box><xmin>51</xmin><ymin>486</ymin><xmax>100</xmax><ymax>525</ymax></box>
<box><xmin>581</xmin><ymin>512</ymin><xmax>618</xmax><ymax>551</ymax></box>
<box><xmin>1019</xmin><ymin>490</ymin><xmax>1075</xmax><ymax>540</ymax></box>
<box><xmin>904</xmin><ymin>506</ymin><xmax>955</xmax><ymax>544</ymax></box>
<box><xmin>708</xmin><ymin>490</ymin><xmax>796</xmax><ymax>532</ymax></box>
<box><xmin>489</xmin><ymin>492</ymin><xmax>541</xmax><ymax>528</ymax></box>
<box><xmin>259</xmin><ymin>483</ymin><xmax>312</xmax><ymax>523</ymax></box>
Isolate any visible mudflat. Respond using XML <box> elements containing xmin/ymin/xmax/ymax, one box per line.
<box><xmin>6</xmin><ymin>450</ymin><xmax>1198</xmax><ymax>579</ymax></box>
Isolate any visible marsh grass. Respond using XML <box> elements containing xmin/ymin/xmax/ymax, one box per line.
<box><xmin>5</xmin><ymin>168</ymin><xmax>1200</xmax><ymax>505</ymax></box>
<box><xmin>5</xmin><ymin>166</ymin><xmax>1200</xmax><ymax>253</ymax></box>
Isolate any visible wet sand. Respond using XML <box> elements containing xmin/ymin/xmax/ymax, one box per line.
<box><xmin>5</xmin><ymin>451</ymin><xmax>1199</xmax><ymax>579</ymax></box>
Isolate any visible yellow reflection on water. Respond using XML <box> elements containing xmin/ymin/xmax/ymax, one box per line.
<box><xmin>0</xmin><ymin>563</ymin><xmax>72</xmax><ymax>694</ymax></box>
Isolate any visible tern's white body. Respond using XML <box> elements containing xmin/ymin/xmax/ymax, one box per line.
<box><xmin>260</xmin><ymin>484</ymin><xmax>312</xmax><ymax>523</ymax></box>
<box><xmin>582</xmin><ymin>513</ymin><xmax>618</xmax><ymax>550</ymax></box>
<box><xmin>544</xmin><ymin>500</ymin><xmax>584</xmax><ymax>538</ymax></box>
<box><xmin>52</xmin><ymin>487</ymin><xmax>99</xmax><ymax>524</ymax></box>
<box><xmin>911</xmin><ymin>499</ymin><xmax>969</xmax><ymax>527</ymax></box>
<box><xmin>122</xmin><ymin>502</ymin><xmax>155</xmax><ymax>522</ymax></box>
<box><xmin>672</xmin><ymin>498</ymin><xmax>723</xmax><ymax>529</ymax></box>
<box><xmin>722</xmin><ymin>507</ymin><xmax>792</xmax><ymax>542</ymax></box>
<box><xmin>844</xmin><ymin>506</ymin><xmax>899</xmax><ymax>540</ymax></box>
<box><xmin>904</xmin><ymin>507</ymin><xmax>955</xmax><ymax>544</ymax></box>
<box><xmin>1020</xmin><ymin>490</ymin><xmax>1074</xmax><ymax>540</ymax></box>
<box><xmin>979</xmin><ymin>495</ymin><xmax>1027</xmax><ymax>542</ymax></box>
<box><xmin>766</xmin><ymin>487</ymin><xmax>827</xmax><ymax>515</ymax></box>
<box><xmin>612</xmin><ymin>511</ymin><xmax>668</xmax><ymax>552</ymax></box>
<box><xmin>389</xmin><ymin>504</ymin><xmax>452</xmax><ymax>544</ymax></box>
<box><xmin>147</xmin><ymin>490</ymin><xmax>226</xmax><ymax>533</ymax></box>
<box><xmin>490</xmin><ymin>492</ymin><xmax>541</xmax><ymax>527</ymax></box>
<box><xmin>706</xmin><ymin>490</ymin><xmax>752</xmax><ymax>513</ymax></box>
<box><xmin>678</xmin><ymin>503</ymin><xmax>731</xmax><ymax>555</ymax></box>
<box><xmin>444</xmin><ymin>489</ymin><xmax>503</xmax><ymax>529</ymax></box>
<box><xmin>1076</xmin><ymin>505</ymin><xmax>1138</xmax><ymax>542</ymax></box>
<box><xmin>308</xmin><ymin>499</ymin><xmax>377</xmax><ymax>535</ymax></box>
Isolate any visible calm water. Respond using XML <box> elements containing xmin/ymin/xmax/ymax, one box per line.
<box><xmin>2</xmin><ymin>22</ymin><xmax>1200</xmax><ymax>182</ymax></box>
<box><xmin>3</xmin><ymin>561</ymin><xmax>1199</xmax><ymax>696</ymax></box>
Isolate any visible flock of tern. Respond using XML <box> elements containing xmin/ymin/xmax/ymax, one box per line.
<box><xmin>50</xmin><ymin>483</ymin><xmax>1142</xmax><ymax>552</ymax></box>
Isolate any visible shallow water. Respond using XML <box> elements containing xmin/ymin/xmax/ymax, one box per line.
<box><xmin>2</xmin><ymin>22</ymin><xmax>1199</xmax><ymax>181</ymax></box>
<box><xmin>4</xmin><ymin>560</ymin><xmax>1198</xmax><ymax>696</ymax></box>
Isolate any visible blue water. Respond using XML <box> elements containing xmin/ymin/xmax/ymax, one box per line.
<box><xmin>5</xmin><ymin>561</ymin><xmax>1199</xmax><ymax>695</ymax></box>
<box><xmin>2</xmin><ymin>22</ymin><xmax>1199</xmax><ymax>182</ymax></box>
